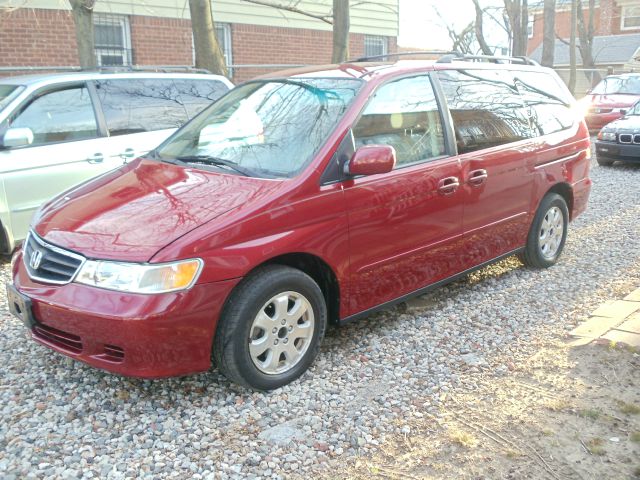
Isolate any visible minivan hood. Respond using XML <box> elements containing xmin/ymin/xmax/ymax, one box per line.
<box><xmin>34</xmin><ymin>159</ymin><xmax>284</xmax><ymax>262</ymax></box>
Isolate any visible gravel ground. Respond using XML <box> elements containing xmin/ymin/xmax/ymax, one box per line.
<box><xmin>1</xmin><ymin>154</ymin><xmax>639</xmax><ymax>479</ymax></box>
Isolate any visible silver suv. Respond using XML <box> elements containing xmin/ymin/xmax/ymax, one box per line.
<box><xmin>0</xmin><ymin>71</ymin><xmax>233</xmax><ymax>253</ymax></box>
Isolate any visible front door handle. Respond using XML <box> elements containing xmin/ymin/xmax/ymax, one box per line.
<box><xmin>119</xmin><ymin>148</ymin><xmax>136</xmax><ymax>161</ymax></box>
<box><xmin>87</xmin><ymin>153</ymin><xmax>104</xmax><ymax>164</ymax></box>
<box><xmin>437</xmin><ymin>176</ymin><xmax>460</xmax><ymax>195</ymax></box>
<box><xmin>468</xmin><ymin>169</ymin><xmax>488</xmax><ymax>186</ymax></box>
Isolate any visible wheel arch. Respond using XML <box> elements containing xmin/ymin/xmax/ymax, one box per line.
<box><xmin>545</xmin><ymin>182</ymin><xmax>574</xmax><ymax>220</ymax></box>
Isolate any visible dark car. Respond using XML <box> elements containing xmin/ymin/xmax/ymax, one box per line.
<box><xmin>595</xmin><ymin>100</ymin><xmax>640</xmax><ymax>165</ymax></box>
<box><xmin>7</xmin><ymin>55</ymin><xmax>591</xmax><ymax>390</ymax></box>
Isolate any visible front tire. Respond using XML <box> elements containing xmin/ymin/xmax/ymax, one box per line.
<box><xmin>597</xmin><ymin>156</ymin><xmax>615</xmax><ymax>167</ymax></box>
<box><xmin>519</xmin><ymin>193</ymin><xmax>569</xmax><ymax>269</ymax></box>
<box><xmin>214</xmin><ymin>265</ymin><xmax>327</xmax><ymax>390</ymax></box>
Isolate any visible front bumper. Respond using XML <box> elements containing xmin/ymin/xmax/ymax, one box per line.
<box><xmin>10</xmin><ymin>250</ymin><xmax>240</xmax><ymax>378</ymax></box>
<box><xmin>595</xmin><ymin>140</ymin><xmax>640</xmax><ymax>162</ymax></box>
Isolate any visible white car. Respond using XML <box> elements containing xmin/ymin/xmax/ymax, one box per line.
<box><xmin>0</xmin><ymin>71</ymin><xmax>233</xmax><ymax>253</ymax></box>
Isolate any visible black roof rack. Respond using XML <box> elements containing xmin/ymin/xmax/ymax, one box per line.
<box><xmin>351</xmin><ymin>51</ymin><xmax>460</xmax><ymax>62</ymax></box>
<box><xmin>349</xmin><ymin>51</ymin><xmax>540</xmax><ymax>67</ymax></box>
<box><xmin>79</xmin><ymin>65</ymin><xmax>213</xmax><ymax>74</ymax></box>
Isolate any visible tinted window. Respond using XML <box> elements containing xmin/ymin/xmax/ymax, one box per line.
<box><xmin>0</xmin><ymin>85</ymin><xmax>23</xmax><ymax>113</ymax></box>
<box><xmin>173</xmin><ymin>79</ymin><xmax>230</xmax><ymax>118</ymax></box>
<box><xmin>10</xmin><ymin>87</ymin><xmax>97</xmax><ymax>146</ymax></box>
<box><xmin>95</xmin><ymin>79</ymin><xmax>188</xmax><ymax>136</ymax></box>
<box><xmin>157</xmin><ymin>78</ymin><xmax>362</xmax><ymax>178</ymax></box>
<box><xmin>514</xmin><ymin>71</ymin><xmax>575</xmax><ymax>135</ymax></box>
<box><xmin>438</xmin><ymin>69</ymin><xmax>532</xmax><ymax>154</ymax></box>
<box><xmin>353</xmin><ymin>75</ymin><xmax>446</xmax><ymax>166</ymax></box>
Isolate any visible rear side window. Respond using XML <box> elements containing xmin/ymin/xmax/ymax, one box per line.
<box><xmin>9</xmin><ymin>87</ymin><xmax>98</xmax><ymax>146</ymax></box>
<box><xmin>353</xmin><ymin>75</ymin><xmax>446</xmax><ymax>167</ymax></box>
<box><xmin>514</xmin><ymin>71</ymin><xmax>575</xmax><ymax>136</ymax></box>
<box><xmin>173</xmin><ymin>79</ymin><xmax>230</xmax><ymax>118</ymax></box>
<box><xmin>95</xmin><ymin>79</ymin><xmax>188</xmax><ymax>136</ymax></box>
<box><xmin>438</xmin><ymin>69</ymin><xmax>532</xmax><ymax>154</ymax></box>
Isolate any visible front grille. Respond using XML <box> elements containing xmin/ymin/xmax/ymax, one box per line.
<box><xmin>633</xmin><ymin>134</ymin><xmax>640</xmax><ymax>144</ymax></box>
<box><xmin>23</xmin><ymin>232</ymin><xmax>85</xmax><ymax>284</ymax></box>
<box><xmin>101</xmin><ymin>344</ymin><xmax>125</xmax><ymax>363</ymax></box>
<box><xmin>619</xmin><ymin>133</ymin><xmax>633</xmax><ymax>144</ymax></box>
<box><xmin>33</xmin><ymin>323</ymin><xmax>83</xmax><ymax>353</ymax></box>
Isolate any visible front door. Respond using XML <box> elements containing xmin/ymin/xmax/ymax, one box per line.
<box><xmin>344</xmin><ymin>74</ymin><xmax>464</xmax><ymax>315</ymax></box>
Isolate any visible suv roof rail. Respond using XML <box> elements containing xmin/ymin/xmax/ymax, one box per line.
<box><xmin>437</xmin><ymin>54</ymin><xmax>540</xmax><ymax>66</ymax></box>
<box><xmin>351</xmin><ymin>51</ymin><xmax>461</xmax><ymax>62</ymax></box>
<box><xmin>80</xmin><ymin>65</ymin><xmax>214</xmax><ymax>74</ymax></box>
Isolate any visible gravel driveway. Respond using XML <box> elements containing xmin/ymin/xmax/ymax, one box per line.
<box><xmin>1</xmin><ymin>154</ymin><xmax>639</xmax><ymax>480</ymax></box>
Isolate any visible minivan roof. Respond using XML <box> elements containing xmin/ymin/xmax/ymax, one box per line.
<box><xmin>0</xmin><ymin>71</ymin><xmax>233</xmax><ymax>88</ymax></box>
<box><xmin>258</xmin><ymin>59</ymin><xmax>557</xmax><ymax>83</ymax></box>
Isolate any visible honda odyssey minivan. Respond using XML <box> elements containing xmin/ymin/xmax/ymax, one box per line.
<box><xmin>8</xmin><ymin>55</ymin><xmax>591</xmax><ymax>390</ymax></box>
<box><xmin>0</xmin><ymin>71</ymin><xmax>232</xmax><ymax>254</ymax></box>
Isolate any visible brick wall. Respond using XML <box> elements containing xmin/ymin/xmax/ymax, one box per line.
<box><xmin>231</xmin><ymin>23</ymin><xmax>396</xmax><ymax>82</ymax></box>
<box><xmin>129</xmin><ymin>16</ymin><xmax>193</xmax><ymax>66</ymax></box>
<box><xmin>0</xmin><ymin>9</ymin><xmax>78</xmax><ymax>68</ymax></box>
<box><xmin>0</xmin><ymin>8</ymin><xmax>397</xmax><ymax>82</ymax></box>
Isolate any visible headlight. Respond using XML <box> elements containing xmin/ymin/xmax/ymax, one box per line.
<box><xmin>75</xmin><ymin>258</ymin><xmax>203</xmax><ymax>294</ymax></box>
<box><xmin>599</xmin><ymin>131</ymin><xmax>617</xmax><ymax>142</ymax></box>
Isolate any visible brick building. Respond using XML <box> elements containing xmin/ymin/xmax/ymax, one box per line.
<box><xmin>528</xmin><ymin>0</ymin><xmax>640</xmax><ymax>54</ymax></box>
<box><xmin>0</xmin><ymin>0</ymin><xmax>398</xmax><ymax>83</ymax></box>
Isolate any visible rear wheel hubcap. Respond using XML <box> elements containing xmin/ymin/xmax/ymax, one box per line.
<box><xmin>538</xmin><ymin>206</ymin><xmax>564</xmax><ymax>260</ymax></box>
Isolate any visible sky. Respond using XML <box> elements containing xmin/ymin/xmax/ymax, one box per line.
<box><xmin>398</xmin><ymin>0</ymin><xmax>509</xmax><ymax>52</ymax></box>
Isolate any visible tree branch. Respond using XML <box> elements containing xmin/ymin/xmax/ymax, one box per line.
<box><xmin>240</xmin><ymin>0</ymin><xmax>333</xmax><ymax>24</ymax></box>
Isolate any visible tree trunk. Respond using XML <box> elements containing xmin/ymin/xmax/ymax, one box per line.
<box><xmin>541</xmin><ymin>0</ymin><xmax>555</xmax><ymax>66</ymax></box>
<box><xmin>569</xmin><ymin>0</ymin><xmax>577</xmax><ymax>94</ymax></box>
<box><xmin>577</xmin><ymin>0</ymin><xmax>600</xmax><ymax>85</ymax></box>
<box><xmin>504</xmin><ymin>0</ymin><xmax>529</xmax><ymax>56</ymax></box>
<box><xmin>69</xmin><ymin>0</ymin><xmax>96</xmax><ymax>68</ymax></box>
<box><xmin>472</xmin><ymin>0</ymin><xmax>493</xmax><ymax>55</ymax></box>
<box><xmin>332</xmin><ymin>0</ymin><xmax>349</xmax><ymax>62</ymax></box>
<box><xmin>189</xmin><ymin>0</ymin><xmax>227</xmax><ymax>77</ymax></box>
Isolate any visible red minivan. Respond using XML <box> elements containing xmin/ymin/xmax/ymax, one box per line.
<box><xmin>7</xmin><ymin>55</ymin><xmax>591</xmax><ymax>390</ymax></box>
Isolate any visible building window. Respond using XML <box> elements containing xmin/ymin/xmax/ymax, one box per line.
<box><xmin>192</xmin><ymin>23</ymin><xmax>233</xmax><ymax>74</ymax></box>
<box><xmin>622</xmin><ymin>6</ymin><xmax>640</xmax><ymax>30</ymax></box>
<box><xmin>364</xmin><ymin>35</ymin><xmax>388</xmax><ymax>58</ymax></box>
<box><xmin>527</xmin><ymin>15</ymin><xmax>534</xmax><ymax>38</ymax></box>
<box><xmin>94</xmin><ymin>14</ymin><xmax>132</xmax><ymax>66</ymax></box>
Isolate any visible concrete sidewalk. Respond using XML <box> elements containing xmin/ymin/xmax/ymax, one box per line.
<box><xmin>568</xmin><ymin>288</ymin><xmax>640</xmax><ymax>348</ymax></box>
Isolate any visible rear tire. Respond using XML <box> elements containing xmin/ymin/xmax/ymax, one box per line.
<box><xmin>214</xmin><ymin>265</ymin><xmax>327</xmax><ymax>390</ymax></box>
<box><xmin>597</xmin><ymin>156</ymin><xmax>614</xmax><ymax>167</ymax></box>
<box><xmin>519</xmin><ymin>193</ymin><xmax>569</xmax><ymax>269</ymax></box>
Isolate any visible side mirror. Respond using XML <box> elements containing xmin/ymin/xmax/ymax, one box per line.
<box><xmin>3</xmin><ymin>127</ymin><xmax>34</xmax><ymax>148</ymax></box>
<box><xmin>345</xmin><ymin>145</ymin><xmax>396</xmax><ymax>176</ymax></box>
<box><xmin>620</xmin><ymin>109</ymin><xmax>627</xmax><ymax>115</ymax></box>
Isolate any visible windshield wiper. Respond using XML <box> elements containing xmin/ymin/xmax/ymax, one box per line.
<box><xmin>172</xmin><ymin>155</ymin><xmax>256</xmax><ymax>177</ymax></box>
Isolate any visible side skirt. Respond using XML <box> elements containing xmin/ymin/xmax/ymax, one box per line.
<box><xmin>339</xmin><ymin>247</ymin><xmax>525</xmax><ymax>325</ymax></box>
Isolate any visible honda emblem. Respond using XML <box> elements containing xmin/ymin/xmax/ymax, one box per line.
<box><xmin>29</xmin><ymin>249</ymin><xmax>43</xmax><ymax>270</ymax></box>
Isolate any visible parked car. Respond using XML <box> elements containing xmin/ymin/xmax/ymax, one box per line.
<box><xmin>7</xmin><ymin>55</ymin><xmax>592</xmax><ymax>390</ymax></box>
<box><xmin>581</xmin><ymin>73</ymin><xmax>640</xmax><ymax>131</ymax></box>
<box><xmin>594</xmin><ymin>99</ymin><xmax>640</xmax><ymax>165</ymax></box>
<box><xmin>0</xmin><ymin>71</ymin><xmax>233</xmax><ymax>254</ymax></box>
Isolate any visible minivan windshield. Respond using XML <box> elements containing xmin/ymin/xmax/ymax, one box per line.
<box><xmin>0</xmin><ymin>85</ymin><xmax>24</xmax><ymax>113</ymax></box>
<box><xmin>591</xmin><ymin>76</ymin><xmax>640</xmax><ymax>95</ymax></box>
<box><xmin>156</xmin><ymin>78</ymin><xmax>362</xmax><ymax>178</ymax></box>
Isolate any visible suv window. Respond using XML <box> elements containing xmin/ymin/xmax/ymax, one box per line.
<box><xmin>173</xmin><ymin>79</ymin><xmax>229</xmax><ymax>118</ymax></box>
<box><xmin>9</xmin><ymin>87</ymin><xmax>98</xmax><ymax>146</ymax></box>
<box><xmin>95</xmin><ymin>79</ymin><xmax>188</xmax><ymax>136</ymax></box>
<box><xmin>514</xmin><ymin>71</ymin><xmax>575</xmax><ymax>136</ymax></box>
<box><xmin>353</xmin><ymin>75</ymin><xmax>446</xmax><ymax>167</ymax></box>
<box><xmin>438</xmin><ymin>69</ymin><xmax>532</xmax><ymax>154</ymax></box>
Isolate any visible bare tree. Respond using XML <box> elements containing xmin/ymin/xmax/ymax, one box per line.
<box><xmin>569</xmin><ymin>0</ymin><xmax>577</xmax><ymax>93</ymax></box>
<box><xmin>189</xmin><ymin>0</ymin><xmax>227</xmax><ymax>76</ymax></box>
<box><xmin>504</xmin><ymin>0</ymin><xmax>529</xmax><ymax>56</ymax></box>
<box><xmin>241</xmin><ymin>0</ymin><xmax>352</xmax><ymax>62</ymax></box>
<box><xmin>69</xmin><ymin>0</ymin><xmax>96</xmax><ymax>68</ymax></box>
<box><xmin>541</xmin><ymin>0</ymin><xmax>555</xmax><ymax>66</ymax></box>
<box><xmin>576</xmin><ymin>0</ymin><xmax>596</xmax><ymax>67</ymax></box>
<box><xmin>332</xmin><ymin>0</ymin><xmax>349</xmax><ymax>62</ymax></box>
<box><xmin>472</xmin><ymin>0</ymin><xmax>493</xmax><ymax>55</ymax></box>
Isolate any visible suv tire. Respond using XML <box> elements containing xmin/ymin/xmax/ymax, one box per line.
<box><xmin>214</xmin><ymin>265</ymin><xmax>327</xmax><ymax>390</ymax></box>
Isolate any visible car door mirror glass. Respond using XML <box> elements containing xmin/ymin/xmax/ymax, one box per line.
<box><xmin>346</xmin><ymin>145</ymin><xmax>396</xmax><ymax>176</ymax></box>
<box><xmin>3</xmin><ymin>127</ymin><xmax>34</xmax><ymax>148</ymax></box>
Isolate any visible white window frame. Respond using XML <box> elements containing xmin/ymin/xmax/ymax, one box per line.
<box><xmin>93</xmin><ymin>14</ymin><xmax>132</xmax><ymax>66</ymax></box>
<box><xmin>528</xmin><ymin>15</ymin><xmax>534</xmax><ymax>38</ymax></box>
<box><xmin>364</xmin><ymin>35</ymin><xmax>388</xmax><ymax>58</ymax></box>
<box><xmin>621</xmin><ymin>6</ymin><xmax>640</xmax><ymax>31</ymax></box>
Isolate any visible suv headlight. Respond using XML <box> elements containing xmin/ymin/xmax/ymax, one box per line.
<box><xmin>75</xmin><ymin>258</ymin><xmax>203</xmax><ymax>294</ymax></box>
<box><xmin>598</xmin><ymin>131</ymin><xmax>616</xmax><ymax>142</ymax></box>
